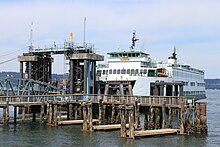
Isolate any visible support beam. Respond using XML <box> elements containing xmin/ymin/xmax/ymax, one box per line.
<box><xmin>84</xmin><ymin>60</ymin><xmax>88</xmax><ymax>94</ymax></box>
<box><xmin>20</xmin><ymin>61</ymin><xmax>23</xmax><ymax>87</ymax></box>
<box><xmin>70</xmin><ymin>60</ymin><xmax>74</xmax><ymax>94</ymax></box>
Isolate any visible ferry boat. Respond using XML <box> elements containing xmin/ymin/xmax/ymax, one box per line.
<box><xmin>96</xmin><ymin>32</ymin><xmax>206</xmax><ymax>100</ymax></box>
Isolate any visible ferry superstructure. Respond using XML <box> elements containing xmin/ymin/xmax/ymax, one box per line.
<box><xmin>96</xmin><ymin>33</ymin><xmax>206</xmax><ymax>100</ymax></box>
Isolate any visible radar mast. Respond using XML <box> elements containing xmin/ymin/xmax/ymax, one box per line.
<box><xmin>130</xmin><ymin>31</ymin><xmax>139</xmax><ymax>50</ymax></box>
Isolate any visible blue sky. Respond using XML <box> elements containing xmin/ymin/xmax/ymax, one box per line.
<box><xmin>0</xmin><ymin>0</ymin><xmax>219</xmax><ymax>78</ymax></box>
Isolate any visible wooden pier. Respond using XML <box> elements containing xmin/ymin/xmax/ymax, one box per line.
<box><xmin>0</xmin><ymin>94</ymin><xmax>207</xmax><ymax>139</ymax></box>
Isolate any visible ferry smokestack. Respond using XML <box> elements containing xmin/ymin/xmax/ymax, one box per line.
<box><xmin>70</xmin><ymin>32</ymin><xmax>74</xmax><ymax>43</ymax></box>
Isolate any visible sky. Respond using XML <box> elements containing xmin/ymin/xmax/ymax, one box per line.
<box><xmin>0</xmin><ymin>0</ymin><xmax>219</xmax><ymax>78</ymax></box>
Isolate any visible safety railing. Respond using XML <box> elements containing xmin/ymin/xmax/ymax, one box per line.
<box><xmin>0</xmin><ymin>94</ymin><xmax>195</xmax><ymax>107</ymax></box>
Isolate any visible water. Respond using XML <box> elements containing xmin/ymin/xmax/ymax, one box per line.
<box><xmin>0</xmin><ymin>90</ymin><xmax>219</xmax><ymax>147</ymax></box>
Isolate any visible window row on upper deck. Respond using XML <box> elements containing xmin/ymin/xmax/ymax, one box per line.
<box><xmin>108</xmin><ymin>52</ymin><xmax>149</xmax><ymax>58</ymax></box>
<box><xmin>97</xmin><ymin>69</ymin><xmax>157</xmax><ymax>77</ymax></box>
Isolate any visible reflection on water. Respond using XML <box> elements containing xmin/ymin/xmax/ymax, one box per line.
<box><xmin>0</xmin><ymin>90</ymin><xmax>219</xmax><ymax>146</ymax></box>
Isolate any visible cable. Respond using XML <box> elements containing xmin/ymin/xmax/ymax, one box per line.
<box><xmin>0</xmin><ymin>46</ymin><xmax>28</xmax><ymax>58</ymax></box>
<box><xmin>0</xmin><ymin>57</ymin><xmax>17</xmax><ymax>65</ymax></box>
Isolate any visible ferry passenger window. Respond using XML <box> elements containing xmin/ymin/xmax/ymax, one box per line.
<box><xmin>190</xmin><ymin>82</ymin><xmax>195</xmax><ymax>86</ymax></box>
<box><xmin>121</xmin><ymin>69</ymin><xmax>126</xmax><ymax>74</ymax></box>
<box><xmin>97</xmin><ymin>70</ymin><xmax>101</xmax><ymax>76</ymax></box>
<box><xmin>148</xmin><ymin>70</ymin><xmax>155</xmax><ymax>77</ymax></box>
<box><xmin>143</xmin><ymin>69</ymin><xmax>147</xmax><ymax>74</ymax></box>
<box><xmin>135</xmin><ymin>69</ymin><xmax>139</xmax><ymax>74</ymax></box>
<box><xmin>109</xmin><ymin>69</ymin><xmax>112</xmax><ymax>74</ymax></box>
<box><xmin>117</xmin><ymin>69</ymin><xmax>120</xmax><ymax>74</ymax></box>
<box><xmin>140</xmin><ymin>69</ymin><xmax>143</xmax><ymax>74</ymax></box>
<box><xmin>102</xmin><ymin>70</ymin><xmax>105</xmax><ymax>75</ymax></box>
<box><xmin>131</xmin><ymin>69</ymin><xmax>134</xmax><ymax>74</ymax></box>
<box><xmin>113</xmin><ymin>69</ymin><xmax>116</xmax><ymax>74</ymax></box>
<box><xmin>127</xmin><ymin>69</ymin><xmax>131</xmax><ymax>74</ymax></box>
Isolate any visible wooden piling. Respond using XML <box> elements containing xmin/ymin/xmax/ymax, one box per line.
<box><xmin>78</xmin><ymin>105</ymin><xmax>82</xmax><ymax>120</ymax></box>
<box><xmin>120</xmin><ymin>101</ymin><xmax>126</xmax><ymax>138</ymax></box>
<box><xmin>162</xmin><ymin>103</ymin><xmax>166</xmax><ymax>129</ymax></box>
<box><xmin>155</xmin><ymin>108</ymin><xmax>161</xmax><ymax>129</ymax></box>
<box><xmin>74</xmin><ymin>105</ymin><xmax>78</xmax><ymax>120</ymax></box>
<box><xmin>149</xmin><ymin>106</ymin><xmax>155</xmax><ymax>130</ymax></box>
<box><xmin>67</xmin><ymin>104</ymin><xmax>70</xmax><ymax>120</ymax></box>
<box><xmin>119</xmin><ymin>83</ymin><xmax>124</xmax><ymax>98</ymax></box>
<box><xmin>82</xmin><ymin>103</ymin><xmax>88</xmax><ymax>131</ymax></box>
<box><xmin>144</xmin><ymin>111</ymin><xmax>148</xmax><ymax>130</ymax></box>
<box><xmin>168</xmin><ymin>108</ymin><xmax>173</xmax><ymax>128</ymax></box>
<box><xmin>128</xmin><ymin>83</ymin><xmax>133</xmax><ymax>95</ymax></box>
<box><xmin>48</xmin><ymin>102</ymin><xmax>53</xmax><ymax>124</ymax></box>
<box><xmin>134</xmin><ymin>100</ymin><xmax>140</xmax><ymax>130</ymax></box>
<box><xmin>3</xmin><ymin>103</ymin><xmax>9</xmax><ymax>125</ymax></box>
<box><xmin>22</xmin><ymin>106</ymin><xmax>26</xmax><ymax>124</ymax></box>
<box><xmin>14</xmin><ymin>106</ymin><xmax>17</xmax><ymax>124</ymax></box>
<box><xmin>185</xmin><ymin>106</ymin><xmax>193</xmax><ymax>133</ymax></box>
<box><xmin>194</xmin><ymin>103</ymin><xmax>200</xmax><ymax>133</ymax></box>
<box><xmin>53</xmin><ymin>101</ymin><xmax>58</xmax><ymax>126</ymax></box>
<box><xmin>88</xmin><ymin>102</ymin><xmax>93</xmax><ymax>131</ymax></box>
<box><xmin>40</xmin><ymin>102</ymin><xmax>45</xmax><ymax>124</ymax></box>
<box><xmin>58</xmin><ymin>105</ymin><xmax>62</xmax><ymax>121</ymax></box>
<box><xmin>6</xmin><ymin>101</ymin><xmax>9</xmax><ymax>124</ymax></box>
<box><xmin>128</xmin><ymin>106</ymin><xmax>134</xmax><ymax>139</ymax></box>
<box><xmin>103</xmin><ymin>105</ymin><xmax>106</xmax><ymax>123</ymax></box>
<box><xmin>200</xmin><ymin>103</ymin><xmax>208</xmax><ymax>133</ymax></box>
<box><xmin>179</xmin><ymin>102</ymin><xmax>185</xmax><ymax>134</ymax></box>
<box><xmin>69</xmin><ymin>104</ymin><xmax>73</xmax><ymax>120</ymax></box>
<box><xmin>98</xmin><ymin>99</ymin><xmax>103</xmax><ymax>124</ymax></box>
<box><xmin>46</xmin><ymin>101</ymin><xmax>50</xmax><ymax>123</ymax></box>
<box><xmin>32</xmin><ymin>111</ymin><xmax>36</xmax><ymax>122</ymax></box>
<box><xmin>111</xmin><ymin>104</ymin><xmax>115</xmax><ymax>124</ymax></box>
<box><xmin>115</xmin><ymin>106</ymin><xmax>121</xmax><ymax>124</ymax></box>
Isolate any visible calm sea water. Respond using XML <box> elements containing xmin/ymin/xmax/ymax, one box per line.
<box><xmin>0</xmin><ymin>90</ymin><xmax>219</xmax><ymax>147</ymax></box>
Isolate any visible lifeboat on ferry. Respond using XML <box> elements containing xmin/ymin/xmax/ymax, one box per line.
<box><xmin>157</xmin><ymin>68</ymin><xmax>169</xmax><ymax>77</ymax></box>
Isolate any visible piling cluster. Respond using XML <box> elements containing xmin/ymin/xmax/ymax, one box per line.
<box><xmin>0</xmin><ymin>96</ymin><xmax>207</xmax><ymax>139</ymax></box>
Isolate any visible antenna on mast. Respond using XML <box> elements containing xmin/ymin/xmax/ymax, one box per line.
<box><xmin>173</xmin><ymin>46</ymin><xmax>177</xmax><ymax>59</ymax></box>
<box><xmin>83</xmin><ymin>17</ymin><xmax>86</xmax><ymax>47</ymax></box>
<box><xmin>130</xmin><ymin>31</ymin><xmax>139</xmax><ymax>50</ymax></box>
<box><xmin>29</xmin><ymin>22</ymin><xmax>34</xmax><ymax>52</ymax></box>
